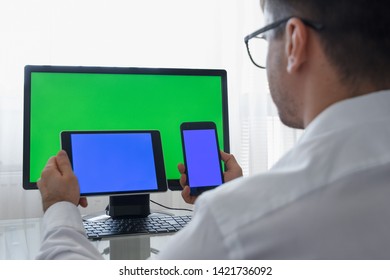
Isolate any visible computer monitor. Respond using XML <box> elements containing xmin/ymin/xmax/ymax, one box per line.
<box><xmin>23</xmin><ymin>65</ymin><xmax>229</xmax><ymax>217</ymax></box>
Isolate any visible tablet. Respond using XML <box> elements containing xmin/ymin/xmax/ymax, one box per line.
<box><xmin>61</xmin><ymin>130</ymin><xmax>167</xmax><ymax>196</ymax></box>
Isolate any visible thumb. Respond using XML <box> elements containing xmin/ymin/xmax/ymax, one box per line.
<box><xmin>220</xmin><ymin>151</ymin><xmax>238</xmax><ymax>169</ymax></box>
<box><xmin>56</xmin><ymin>150</ymin><xmax>73</xmax><ymax>175</ymax></box>
<box><xmin>79</xmin><ymin>197</ymin><xmax>88</xmax><ymax>208</ymax></box>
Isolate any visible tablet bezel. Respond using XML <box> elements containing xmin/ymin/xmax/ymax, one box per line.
<box><xmin>61</xmin><ymin>130</ymin><xmax>167</xmax><ymax>196</ymax></box>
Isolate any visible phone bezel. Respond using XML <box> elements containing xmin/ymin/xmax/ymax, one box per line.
<box><xmin>180</xmin><ymin>121</ymin><xmax>224</xmax><ymax>196</ymax></box>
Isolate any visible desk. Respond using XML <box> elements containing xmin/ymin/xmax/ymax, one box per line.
<box><xmin>0</xmin><ymin>215</ymin><xmax>183</xmax><ymax>260</ymax></box>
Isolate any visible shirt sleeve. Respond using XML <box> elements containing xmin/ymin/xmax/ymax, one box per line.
<box><xmin>36</xmin><ymin>201</ymin><xmax>103</xmax><ymax>260</ymax></box>
<box><xmin>151</xmin><ymin>196</ymin><xmax>230</xmax><ymax>259</ymax></box>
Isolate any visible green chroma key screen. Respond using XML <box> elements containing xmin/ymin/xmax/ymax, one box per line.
<box><xmin>23</xmin><ymin>66</ymin><xmax>229</xmax><ymax>190</ymax></box>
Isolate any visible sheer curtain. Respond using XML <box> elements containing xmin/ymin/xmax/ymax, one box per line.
<box><xmin>0</xmin><ymin>0</ymin><xmax>302</xmax><ymax>219</ymax></box>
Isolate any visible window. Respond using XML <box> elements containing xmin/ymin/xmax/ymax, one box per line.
<box><xmin>0</xmin><ymin>0</ymin><xmax>301</xmax><ymax>219</ymax></box>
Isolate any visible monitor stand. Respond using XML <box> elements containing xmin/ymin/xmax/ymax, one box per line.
<box><xmin>107</xmin><ymin>194</ymin><xmax>150</xmax><ymax>218</ymax></box>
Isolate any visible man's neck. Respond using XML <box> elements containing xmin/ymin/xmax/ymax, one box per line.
<box><xmin>302</xmin><ymin>83</ymin><xmax>388</xmax><ymax>128</ymax></box>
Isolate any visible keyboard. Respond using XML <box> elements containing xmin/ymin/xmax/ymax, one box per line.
<box><xmin>83</xmin><ymin>215</ymin><xmax>192</xmax><ymax>240</ymax></box>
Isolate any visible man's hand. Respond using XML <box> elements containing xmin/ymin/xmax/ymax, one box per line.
<box><xmin>37</xmin><ymin>150</ymin><xmax>88</xmax><ymax>212</ymax></box>
<box><xmin>178</xmin><ymin>151</ymin><xmax>243</xmax><ymax>204</ymax></box>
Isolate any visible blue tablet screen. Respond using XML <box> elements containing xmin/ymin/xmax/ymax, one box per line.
<box><xmin>70</xmin><ymin>133</ymin><xmax>158</xmax><ymax>194</ymax></box>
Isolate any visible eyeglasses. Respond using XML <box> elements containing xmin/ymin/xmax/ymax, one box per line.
<box><xmin>244</xmin><ymin>17</ymin><xmax>324</xmax><ymax>69</ymax></box>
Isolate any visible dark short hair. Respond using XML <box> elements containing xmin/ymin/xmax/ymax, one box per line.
<box><xmin>263</xmin><ymin>0</ymin><xmax>390</xmax><ymax>88</ymax></box>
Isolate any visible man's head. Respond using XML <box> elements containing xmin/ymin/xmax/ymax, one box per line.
<box><xmin>258</xmin><ymin>0</ymin><xmax>390</xmax><ymax>128</ymax></box>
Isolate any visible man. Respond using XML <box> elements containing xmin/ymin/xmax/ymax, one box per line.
<box><xmin>37</xmin><ymin>0</ymin><xmax>390</xmax><ymax>259</ymax></box>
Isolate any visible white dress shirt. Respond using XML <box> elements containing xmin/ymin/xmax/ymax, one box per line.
<box><xmin>36</xmin><ymin>90</ymin><xmax>390</xmax><ymax>260</ymax></box>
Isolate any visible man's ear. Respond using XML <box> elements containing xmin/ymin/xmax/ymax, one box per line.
<box><xmin>285</xmin><ymin>18</ymin><xmax>308</xmax><ymax>73</ymax></box>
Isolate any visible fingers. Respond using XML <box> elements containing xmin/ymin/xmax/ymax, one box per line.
<box><xmin>55</xmin><ymin>150</ymin><xmax>73</xmax><ymax>176</ymax></box>
<box><xmin>42</xmin><ymin>156</ymin><xmax>58</xmax><ymax>173</ymax></box>
<box><xmin>38</xmin><ymin>156</ymin><xmax>58</xmax><ymax>185</ymax></box>
<box><xmin>38</xmin><ymin>151</ymin><xmax>72</xmax><ymax>188</ymax></box>
<box><xmin>220</xmin><ymin>151</ymin><xmax>243</xmax><ymax>181</ymax></box>
<box><xmin>37</xmin><ymin>150</ymin><xmax>84</xmax><ymax>212</ymax></box>
<box><xmin>79</xmin><ymin>197</ymin><xmax>88</xmax><ymax>208</ymax></box>
<box><xmin>178</xmin><ymin>163</ymin><xmax>185</xmax><ymax>174</ymax></box>
<box><xmin>220</xmin><ymin>150</ymin><xmax>238</xmax><ymax>168</ymax></box>
<box><xmin>181</xmin><ymin>185</ymin><xmax>191</xmax><ymax>200</ymax></box>
<box><xmin>178</xmin><ymin>163</ymin><xmax>187</xmax><ymax>188</ymax></box>
<box><xmin>181</xmin><ymin>185</ymin><xmax>196</xmax><ymax>204</ymax></box>
<box><xmin>177</xmin><ymin>164</ymin><xmax>197</xmax><ymax>204</ymax></box>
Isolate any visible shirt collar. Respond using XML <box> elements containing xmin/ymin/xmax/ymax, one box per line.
<box><xmin>300</xmin><ymin>89</ymin><xmax>390</xmax><ymax>143</ymax></box>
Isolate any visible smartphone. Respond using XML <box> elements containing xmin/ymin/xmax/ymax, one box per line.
<box><xmin>180</xmin><ymin>122</ymin><xmax>224</xmax><ymax>196</ymax></box>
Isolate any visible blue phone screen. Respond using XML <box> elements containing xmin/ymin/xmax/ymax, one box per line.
<box><xmin>182</xmin><ymin>129</ymin><xmax>223</xmax><ymax>188</ymax></box>
<box><xmin>70</xmin><ymin>133</ymin><xmax>158</xmax><ymax>194</ymax></box>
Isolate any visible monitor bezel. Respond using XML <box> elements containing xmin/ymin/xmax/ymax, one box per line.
<box><xmin>23</xmin><ymin>65</ymin><xmax>230</xmax><ymax>191</ymax></box>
